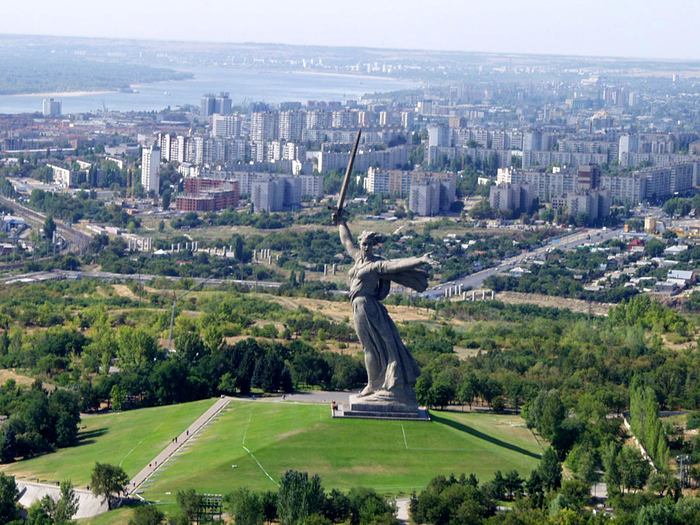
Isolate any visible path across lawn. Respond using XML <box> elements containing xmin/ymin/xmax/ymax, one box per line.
<box><xmin>129</xmin><ymin>397</ymin><xmax>231</xmax><ymax>495</ymax></box>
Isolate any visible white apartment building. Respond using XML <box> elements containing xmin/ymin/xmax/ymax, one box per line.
<box><xmin>141</xmin><ymin>145</ymin><xmax>161</xmax><ymax>196</ymax></box>
<box><xmin>279</xmin><ymin>110</ymin><xmax>303</xmax><ymax>141</ymax></box>
<box><xmin>42</xmin><ymin>99</ymin><xmax>61</xmax><ymax>117</ymax></box>
<box><xmin>212</xmin><ymin>114</ymin><xmax>243</xmax><ymax>139</ymax></box>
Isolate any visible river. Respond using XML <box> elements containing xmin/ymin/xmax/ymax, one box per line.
<box><xmin>0</xmin><ymin>66</ymin><xmax>419</xmax><ymax>115</ymax></box>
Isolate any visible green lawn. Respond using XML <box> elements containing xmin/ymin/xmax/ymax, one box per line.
<box><xmin>1</xmin><ymin>398</ymin><xmax>216</xmax><ymax>487</ymax></box>
<box><xmin>77</xmin><ymin>505</ymin><xmax>136</xmax><ymax>525</ymax></box>
<box><xmin>5</xmin><ymin>398</ymin><xmax>543</xmax><ymax>524</ymax></box>
<box><xmin>139</xmin><ymin>400</ymin><xmax>542</xmax><ymax>505</ymax></box>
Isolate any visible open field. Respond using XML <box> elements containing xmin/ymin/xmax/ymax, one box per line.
<box><xmin>0</xmin><ymin>369</ymin><xmax>54</xmax><ymax>390</ymax></box>
<box><xmin>492</xmin><ymin>291</ymin><xmax>613</xmax><ymax>316</ymax></box>
<box><xmin>138</xmin><ymin>400</ymin><xmax>542</xmax><ymax>505</ymax></box>
<box><xmin>1</xmin><ymin>399</ymin><xmax>216</xmax><ymax>487</ymax></box>
<box><xmin>267</xmin><ymin>294</ymin><xmax>434</xmax><ymax>323</ymax></box>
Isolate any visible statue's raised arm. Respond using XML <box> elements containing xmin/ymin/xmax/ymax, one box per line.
<box><xmin>338</xmin><ymin>216</ymin><xmax>359</xmax><ymax>260</ymax></box>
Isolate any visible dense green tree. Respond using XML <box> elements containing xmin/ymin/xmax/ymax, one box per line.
<box><xmin>636</xmin><ymin>503</ymin><xmax>675</xmax><ymax>525</ymax></box>
<box><xmin>0</xmin><ymin>473</ymin><xmax>20</xmax><ymax>524</ymax></box>
<box><xmin>504</xmin><ymin>470</ymin><xmax>523</xmax><ymax>500</ymax></box>
<box><xmin>174</xmin><ymin>332</ymin><xmax>206</xmax><ymax>365</ymax></box>
<box><xmin>26</xmin><ymin>501</ymin><xmax>51</xmax><ymax>525</ymax></box>
<box><xmin>117</xmin><ymin>327</ymin><xmax>162</xmax><ymax>370</ymax></box>
<box><xmin>458</xmin><ymin>374</ymin><xmax>479</xmax><ymax>409</ymax></box>
<box><xmin>277</xmin><ymin>470</ymin><xmax>325</xmax><ymax>525</ymax></box>
<box><xmin>525</xmin><ymin>390</ymin><xmax>566</xmax><ymax>441</ymax></box>
<box><xmin>537</xmin><ymin>448</ymin><xmax>562</xmax><ymax>491</ymax></box>
<box><xmin>1</xmin><ymin>427</ymin><xmax>16</xmax><ymax>463</ymax></box>
<box><xmin>410</xmin><ymin>474</ymin><xmax>495</xmax><ymax>525</ymax></box>
<box><xmin>90</xmin><ymin>463</ymin><xmax>129</xmax><ymax>509</ymax></box>
<box><xmin>645</xmin><ymin>238</ymin><xmax>665</xmax><ymax>257</ymax></box>
<box><xmin>41</xmin><ymin>480</ymin><xmax>79</xmax><ymax>524</ymax></box>
<box><xmin>618</xmin><ymin>447</ymin><xmax>650</xmax><ymax>492</ymax></box>
<box><xmin>225</xmin><ymin>488</ymin><xmax>264</xmax><ymax>525</ymax></box>
<box><xmin>128</xmin><ymin>505</ymin><xmax>165</xmax><ymax>525</ymax></box>
<box><xmin>161</xmin><ymin>189</ymin><xmax>172</xmax><ymax>210</ymax></box>
<box><xmin>43</xmin><ymin>216</ymin><xmax>56</xmax><ymax>241</ymax></box>
<box><xmin>176</xmin><ymin>489</ymin><xmax>202</xmax><ymax>522</ymax></box>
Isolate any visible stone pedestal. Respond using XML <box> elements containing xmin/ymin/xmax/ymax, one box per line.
<box><xmin>335</xmin><ymin>392</ymin><xmax>430</xmax><ymax>421</ymax></box>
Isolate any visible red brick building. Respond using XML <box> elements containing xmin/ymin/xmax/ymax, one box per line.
<box><xmin>176</xmin><ymin>180</ymin><xmax>239</xmax><ymax>212</ymax></box>
<box><xmin>184</xmin><ymin>177</ymin><xmax>228</xmax><ymax>195</ymax></box>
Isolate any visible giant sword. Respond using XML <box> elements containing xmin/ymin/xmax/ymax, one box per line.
<box><xmin>332</xmin><ymin>128</ymin><xmax>362</xmax><ymax>226</ymax></box>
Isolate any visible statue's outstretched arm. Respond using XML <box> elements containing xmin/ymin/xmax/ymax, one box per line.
<box><xmin>376</xmin><ymin>253</ymin><xmax>434</xmax><ymax>274</ymax></box>
<box><xmin>338</xmin><ymin>219</ymin><xmax>359</xmax><ymax>259</ymax></box>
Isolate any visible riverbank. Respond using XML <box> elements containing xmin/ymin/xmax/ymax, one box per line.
<box><xmin>8</xmin><ymin>89</ymin><xmax>116</xmax><ymax>98</ymax></box>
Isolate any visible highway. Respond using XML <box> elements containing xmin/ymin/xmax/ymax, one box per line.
<box><xmin>423</xmin><ymin>227</ymin><xmax>621</xmax><ymax>299</ymax></box>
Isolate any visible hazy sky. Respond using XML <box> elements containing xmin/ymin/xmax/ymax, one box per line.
<box><xmin>2</xmin><ymin>0</ymin><xmax>699</xmax><ymax>60</ymax></box>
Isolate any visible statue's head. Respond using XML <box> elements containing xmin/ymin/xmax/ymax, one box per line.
<box><xmin>358</xmin><ymin>231</ymin><xmax>383</xmax><ymax>260</ymax></box>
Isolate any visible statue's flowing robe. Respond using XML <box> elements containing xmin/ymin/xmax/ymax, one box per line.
<box><xmin>349</xmin><ymin>257</ymin><xmax>427</xmax><ymax>392</ymax></box>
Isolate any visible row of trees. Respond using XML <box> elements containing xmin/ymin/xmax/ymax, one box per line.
<box><xmin>130</xmin><ymin>470</ymin><xmax>396</xmax><ymax>525</ymax></box>
<box><xmin>630</xmin><ymin>378</ymin><xmax>671</xmax><ymax>469</ymax></box>
<box><xmin>80</xmin><ymin>335</ymin><xmax>366</xmax><ymax>415</ymax></box>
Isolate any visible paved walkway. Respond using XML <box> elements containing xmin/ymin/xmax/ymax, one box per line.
<box><xmin>396</xmin><ymin>497</ymin><xmax>410</xmax><ymax>522</ymax></box>
<box><xmin>129</xmin><ymin>396</ymin><xmax>231</xmax><ymax>494</ymax></box>
<box><xmin>251</xmin><ymin>391</ymin><xmax>352</xmax><ymax>404</ymax></box>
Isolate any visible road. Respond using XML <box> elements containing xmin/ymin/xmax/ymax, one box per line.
<box><xmin>423</xmin><ymin>227</ymin><xmax>621</xmax><ymax>298</ymax></box>
<box><xmin>0</xmin><ymin>269</ymin><xmax>284</xmax><ymax>289</ymax></box>
<box><xmin>0</xmin><ymin>226</ymin><xmax>619</xmax><ymax>297</ymax></box>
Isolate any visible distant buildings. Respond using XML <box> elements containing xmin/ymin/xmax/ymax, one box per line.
<box><xmin>176</xmin><ymin>180</ymin><xmax>239</xmax><ymax>212</ymax></box>
<box><xmin>251</xmin><ymin>177</ymin><xmax>301</xmax><ymax>212</ymax></box>
<box><xmin>141</xmin><ymin>144</ymin><xmax>161</xmax><ymax>196</ymax></box>
<box><xmin>279</xmin><ymin>110</ymin><xmax>303</xmax><ymax>141</ymax></box>
<box><xmin>317</xmin><ymin>145</ymin><xmax>410</xmax><ymax>172</ymax></box>
<box><xmin>363</xmin><ymin>168</ymin><xmax>457</xmax><ymax>216</ymax></box>
<box><xmin>250</xmin><ymin>111</ymin><xmax>279</xmax><ymax>142</ymax></box>
<box><xmin>489</xmin><ymin>183</ymin><xmax>534</xmax><ymax>214</ymax></box>
<box><xmin>498</xmin><ymin>161</ymin><xmax>697</xmax><ymax>208</ymax></box>
<box><xmin>48</xmin><ymin>164</ymin><xmax>75</xmax><ymax>188</ymax></box>
<box><xmin>42</xmin><ymin>99</ymin><xmax>61</xmax><ymax>117</ymax></box>
<box><xmin>201</xmin><ymin>93</ymin><xmax>232</xmax><ymax>116</ymax></box>
<box><xmin>565</xmin><ymin>190</ymin><xmax>611</xmax><ymax>220</ymax></box>
<box><xmin>296</xmin><ymin>174</ymin><xmax>324</xmax><ymax>199</ymax></box>
<box><xmin>409</xmin><ymin>178</ymin><xmax>456</xmax><ymax>216</ymax></box>
<box><xmin>212</xmin><ymin>114</ymin><xmax>243</xmax><ymax>139</ymax></box>
<box><xmin>577</xmin><ymin>164</ymin><xmax>600</xmax><ymax>191</ymax></box>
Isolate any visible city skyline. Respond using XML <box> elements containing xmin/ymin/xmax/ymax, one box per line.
<box><xmin>1</xmin><ymin>0</ymin><xmax>699</xmax><ymax>61</ymax></box>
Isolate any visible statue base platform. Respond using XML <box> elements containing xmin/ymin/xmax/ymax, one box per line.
<box><xmin>333</xmin><ymin>394</ymin><xmax>430</xmax><ymax>421</ymax></box>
